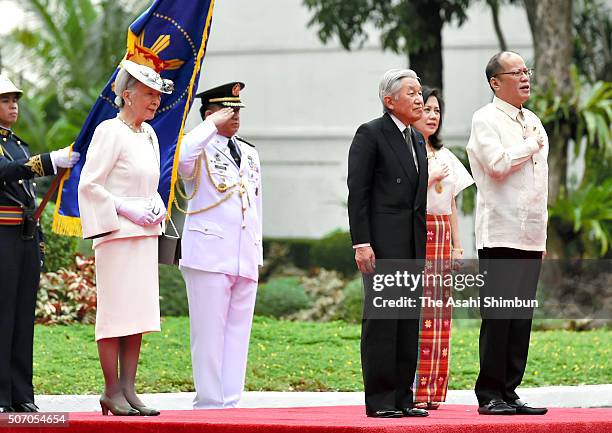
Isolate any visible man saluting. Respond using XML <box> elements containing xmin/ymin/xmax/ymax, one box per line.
<box><xmin>178</xmin><ymin>82</ymin><xmax>262</xmax><ymax>409</ymax></box>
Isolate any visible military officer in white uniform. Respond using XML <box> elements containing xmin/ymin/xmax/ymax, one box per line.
<box><xmin>178</xmin><ymin>82</ymin><xmax>262</xmax><ymax>409</ymax></box>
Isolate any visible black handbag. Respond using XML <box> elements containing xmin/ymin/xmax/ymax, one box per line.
<box><xmin>158</xmin><ymin>217</ymin><xmax>181</xmax><ymax>266</ymax></box>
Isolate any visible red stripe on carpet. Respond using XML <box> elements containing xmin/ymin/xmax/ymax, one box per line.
<box><xmin>3</xmin><ymin>405</ymin><xmax>611</xmax><ymax>433</ymax></box>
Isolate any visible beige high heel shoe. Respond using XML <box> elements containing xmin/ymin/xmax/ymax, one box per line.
<box><xmin>99</xmin><ymin>394</ymin><xmax>139</xmax><ymax>416</ymax></box>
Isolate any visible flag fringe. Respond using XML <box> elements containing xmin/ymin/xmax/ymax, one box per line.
<box><xmin>52</xmin><ymin>214</ymin><xmax>83</xmax><ymax>237</ymax></box>
<box><xmin>52</xmin><ymin>155</ymin><xmax>83</xmax><ymax>237</ymax></box>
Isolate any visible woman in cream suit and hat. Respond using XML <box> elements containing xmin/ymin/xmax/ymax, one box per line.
<box><xmin>78</xmin><ymin>60</ymin><xmax>173</xmax><ymax>416</ymax></box>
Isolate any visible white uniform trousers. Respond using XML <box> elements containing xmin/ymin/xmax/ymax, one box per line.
<box><xmin>182</xmin><ymin>267</ymin><xmax>257</xmax><ymax>409</ymax></box>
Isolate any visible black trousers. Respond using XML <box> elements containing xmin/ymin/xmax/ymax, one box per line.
<box><xmin>475</xmin><ymin>247</ymin><xmax>542</xmax><ymax>405</ymax></box>
<box><xmin>361</xmin><ymin>317</ymin><xmax>421</xmax><ymax>411</ymax></box>
<box><xmin>0</xmin><ymin>226</ymin><xmax>41</xmax><ymax>407</ymax></box>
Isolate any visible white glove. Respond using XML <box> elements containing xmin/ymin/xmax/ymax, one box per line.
<box><xmin>50</xmin><ymin>146</ymin><xmax>80</xmax><ymax>168</ymax></box>
<box><xmin>150</xmin><ymin>192</ymin><xmax>167</xmax><ymax>224</ymax></box>
<box><xmin>114</xmin><ymin>197</ymin><xmax>157</xmax><ymax>226</ymax></box>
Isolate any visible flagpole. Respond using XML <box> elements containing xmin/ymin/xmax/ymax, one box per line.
<box><xmin>34</xmin><ymin>168</ymin><xmax>67</xmax><ymax>222</ymax></box>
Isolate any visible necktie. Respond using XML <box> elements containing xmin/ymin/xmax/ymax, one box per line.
<box><xmin>227</xmin><ymin>138</ymin><xmax>241</xmax><ymax>166</ymax></box>
<box><xmin>403</xmin><ymin>127</ymin><xmax>418</xmax><ymax>173</ymax></box>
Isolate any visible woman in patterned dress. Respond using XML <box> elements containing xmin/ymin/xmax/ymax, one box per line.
<box><xmin>412</xmin><ymin>87</ymin><xmax>474</xmax><ymax>409</ymax></box>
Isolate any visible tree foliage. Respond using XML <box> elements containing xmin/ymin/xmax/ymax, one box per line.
<box><xmin>523</xmin><ymin>0</ymin><xmax>612</xmax><ymax>258</ymax></box>
<box><xmin>548</xmin><ymin>179</ymin><xmax>612</xmax><ymax>257</ymax></box>
<box><xmin>303</xmin><ymin>0</ymin><xmax>470</xmax><ymax>54</ymax></box>
<box><xmin>528</xmin><ymin>70</ymin><xmax>612</xmax><ymax>258</ymax></box>
<box><xmin>3</xmin><ymin>0</ymin><xmax>148</xmax><ymax>153</ymax></box>
<box><xmin>573</xmin><ymin>0</ymin><xmax>611</xmax><ymax>83</ymax></box>
<box><xmin>528</xmin><ymin>69</ymin><xmax>611</xmax><ymax>161</ymax></box>
<box><xmin>303</xmin><ymin>0</ymin><xmax>472</xmax><ymax>89</ymax></box>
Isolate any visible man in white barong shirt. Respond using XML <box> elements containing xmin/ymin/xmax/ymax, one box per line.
<box><xmin>466</xmin><ymin>51</ymin><xmax>548</xmax><ymax>416</ymax></box>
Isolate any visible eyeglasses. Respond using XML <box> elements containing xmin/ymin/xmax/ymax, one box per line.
<box><xmin>494</xmin><ymin>68</ymin><xmax>534</xmax><ymax>78</ymax></box>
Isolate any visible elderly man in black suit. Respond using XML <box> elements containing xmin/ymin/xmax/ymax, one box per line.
<box><xmin>347</xmin><ymin>68</ymin><xmax>428</xmax><ymax>418</ymax></box>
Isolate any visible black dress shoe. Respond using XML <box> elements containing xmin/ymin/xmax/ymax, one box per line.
<box><xmin>507</xmin><ymin>399</ymin><xmax>548</xmax><ymax>415</ymax></box>
<box><xmin>0</xmin><ymin>406</ymin><xmax>13</xmax><ymax>413</ymax></box>
<box><xmin>478</xmin><ymin>399</ymin><xmax>516</xmax><ymax>415</ymax></box>
<box><xmin>401</xmin><ymin>407</ymin><xmax>429</xmax><ymax>417</ymax></box>
<box><xmin>13</xmin><ymin>402</ymin><xmax>39</xmax><ymax>413</ymax></box>
<box><xmin>365</xmin><ymin>409</ymin><xmax>403</xmax><ymax>418</ymax></box>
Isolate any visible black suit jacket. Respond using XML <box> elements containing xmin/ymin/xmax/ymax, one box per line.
<box><xmin>347</xmin><ymin>112</ymin><xmax>427</xmax><ymax>260</ymax></box>
<box><xmin>0</xmin><ymin>127</ymin><xmax>53</xmax><ymax>209</ymax></box>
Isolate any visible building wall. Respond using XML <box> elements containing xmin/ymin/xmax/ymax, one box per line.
<box><xmin>184</xmin><ymin>0</ymin><xmax>534</xmax><ymax>257</ymax></box>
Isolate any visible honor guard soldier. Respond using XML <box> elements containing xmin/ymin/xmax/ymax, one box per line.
<box><xmin>177</xmin><ymin>82</ymin><xmax>262</xmax><ymax>409</ymax></box>
<box><xmin>0</xmin><ymin>76</ymin><xmax>79</xmax><ymax>413</ymax></box>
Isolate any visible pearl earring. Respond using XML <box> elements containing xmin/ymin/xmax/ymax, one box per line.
<box><xmin>128</xmin><ymin>101</ymin><xmax>132</xmax><ymax>106</ymax></box>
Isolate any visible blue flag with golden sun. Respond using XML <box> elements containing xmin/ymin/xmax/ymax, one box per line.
<box><xmin>53</xmin><ymin>0</ymin><xmax>215</xmax><ymax>236</ymax></box>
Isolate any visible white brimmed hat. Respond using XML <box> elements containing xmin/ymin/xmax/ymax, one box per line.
<box><xmin>0</xmin><ymin>76</ymin><xmax>23</xmax><ymax>98</ymax></box>
<box><xmin>121</xmin><ymin>60</ymin><xmax>174</xmax><ymax>94</ymax></box>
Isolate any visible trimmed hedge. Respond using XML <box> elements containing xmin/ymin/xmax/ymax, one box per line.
<box><xmin>263</xmin><ymin>238</ymin><xmax>316</xmax><ymax>269</ymax></box>
<box><xmin>159</xmin><ymin>265</ymin><xmax>188</xmax><ymax>316</ymax></box>
<box><xmin>264</xmin><ymin>230</ymin><xmax>356</xmax><ymax>277</ymax></box>
<box><xmin>40</xmin><ymin>205</ymin><xmax>78</xmax><ymax>272</ymax></box>
<box><xmin>338</xmin><ymin>277</ymin><xmax>363</xmax><ymax>323</ymax></box>
<box><xmin>310</xmin><ymin>230</ymin><xmax>355</xmax><ymax>277</ymax></box>
<box><xmin>255</xmin><ymin>276</ymin><xmax>311</xmax><ymax>318</ymax></box>
<box><xmin>158</xmin><ymin>230</ymin><xmax>357</xmax><ymax>317</ymax></box>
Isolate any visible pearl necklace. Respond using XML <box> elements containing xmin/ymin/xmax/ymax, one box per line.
<box><xmin>117</xmin><ymin>115</ymin><xmax>144</xmax><ymax>133</ymax></box>
<box><xmin>116</xmin><ymin>115</ymin><xmax>158</xmax><ymax>166</ymax></box>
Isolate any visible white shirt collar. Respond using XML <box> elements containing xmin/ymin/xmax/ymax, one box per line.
<box><xmin>493</xmin><ymin>96</ymin><xmax>523</xmax><ymax>121</ymax></box>
<box><xmin>216</xmin><ymin>134</ymin><xmax>230</xmax><ymax>147</ymax></box>
<box><xmin>389</xmin><ymin>113</ymin><xmax>410</xmax><ymax>134</ymax></box>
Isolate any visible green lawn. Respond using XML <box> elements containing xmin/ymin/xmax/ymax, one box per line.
<box><xmin>33</xmin><ymin>317</ymin><xmax>611</xmax><ymax>395</ymax></box>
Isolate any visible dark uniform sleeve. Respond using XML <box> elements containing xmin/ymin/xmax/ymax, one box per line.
<box><xmin>0</xmin><ymin>151</ymin><xmax>54</xmax><ymax>182</ymax></box>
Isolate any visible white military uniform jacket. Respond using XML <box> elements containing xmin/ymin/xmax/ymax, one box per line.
<box><xmin>178</xmin><ymin>119</ymin><xmax>263</xmax><ymax>281</ymax></box>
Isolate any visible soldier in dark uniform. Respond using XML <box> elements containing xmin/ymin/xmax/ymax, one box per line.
<box><xmin>0</xmin><ymin>75</ymin><xmax>79</xmax><ymax>413</ymax></box>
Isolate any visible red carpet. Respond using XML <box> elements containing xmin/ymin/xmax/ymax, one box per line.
<box><xmin>3</xmin><ymin>405</ymin><xmax>612</xmax><ymax>433</ymax></box>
